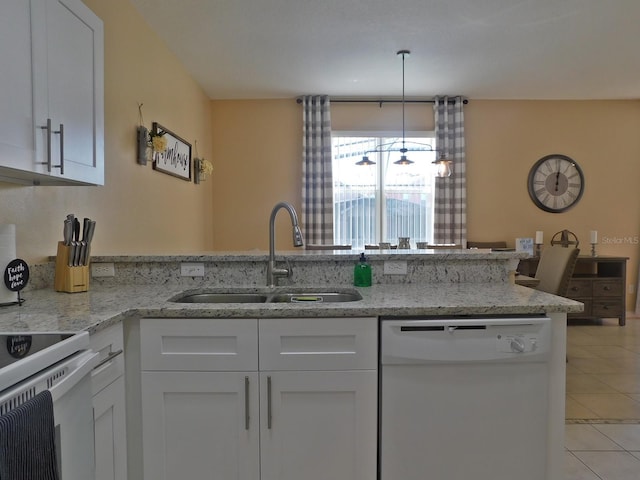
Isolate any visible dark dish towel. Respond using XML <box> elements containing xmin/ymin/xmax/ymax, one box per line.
<box><xmin>0</xmin><ymin>390</ymin><xmax>60</xmax><ymax>480</ymax></box>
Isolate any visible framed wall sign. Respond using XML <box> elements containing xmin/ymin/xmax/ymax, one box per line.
<box><xmin>152</xmin><ymin>122</ymin><xmax>192</xmax><ymax>181</ymax></box>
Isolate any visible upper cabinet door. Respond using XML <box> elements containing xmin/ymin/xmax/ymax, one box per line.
<box><xmin>0</xmin><ymin>0</ymin><xmax>46</xmax><ymax>180</ymax></box>
<box><xmin>0</xmin><ymin>0</ymin><xmax>103</xmax><ymax>186</ymax></box>
<box><xmin>40</xmin><ymin>0</ymin><xmax>104</xmax><ymax>185</ymax></box>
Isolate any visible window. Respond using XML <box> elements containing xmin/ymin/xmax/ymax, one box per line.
<box><xmin>332</xmin><ymin>133</ymin><xmax>438</xmax><ymax>247</ymax></box>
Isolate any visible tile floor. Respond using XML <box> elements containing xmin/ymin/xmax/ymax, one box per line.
<box><xmin>565</xmin><ymin>314</ymin><xmax>640</xmax><ymax>479</ymax></box>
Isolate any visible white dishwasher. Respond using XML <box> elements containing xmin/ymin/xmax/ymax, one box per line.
<box><xmin>380</xmin><ymin>315</ymin><xmax>551</xmax><ymax>480</ymax></box>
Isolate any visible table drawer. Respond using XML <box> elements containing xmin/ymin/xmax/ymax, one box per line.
<box><xmin>592</xmin><ymin>300</ymin><xmax>623</xmax><ymax>318</ymax></box>
<box><xmin>592</xmin><ymin>279</ymin><xmax>622</xmax><ymax>297</ymax></box>
<box><xmin>567</xmin><ymin>279</ymin><xmax>592</xmax><ymax>298</ymax></box>
<box><xmin>568</xmin><ymin>298</ymin><xmax>592</xmax><ymax>318</ymax></box>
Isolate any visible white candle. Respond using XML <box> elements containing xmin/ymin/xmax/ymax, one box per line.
<box><xmin>590</xmin><ymin>230</ymin><xmax>598</xmax><ymax>244</ymax></box>
<box><xmin>535</xmin><ymin>231</ymin><xmax>543</xmax><ymax>244</ymax></box>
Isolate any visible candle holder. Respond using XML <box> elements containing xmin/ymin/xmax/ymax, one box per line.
<box><xmin>591</xmin><ymin>243</ymin><xmax>597</xmax><ymax>257</ymax></box>
<box><xmin>535</xmin><ymin>243</ymin><xmax>542</xmax><ymax>257</ymax></box>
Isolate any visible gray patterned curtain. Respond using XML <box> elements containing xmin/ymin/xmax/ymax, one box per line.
<box><xmin>301</xmin><ymin>95</ymin><xmax>333</xmax><ymax>244</ymax></box>
<box><xmin>433</xmin><ymin>96</ymin><xmax>467</xmax><ymax>246</ymax></box>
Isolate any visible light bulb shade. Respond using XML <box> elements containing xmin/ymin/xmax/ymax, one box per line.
<box><xmin>356</xmin><ymin>155</ymin><xmax>376</xmax><ymax>166</ymax></box>
<box><xmin>394</xmin><ymin>155</ymin><xmax>413</xmax><ymax>165</ymax></box>
<box><xmin>434</xmin><ymin>158</ymin><xmax>453</xmax><ymax>177</ymax></box>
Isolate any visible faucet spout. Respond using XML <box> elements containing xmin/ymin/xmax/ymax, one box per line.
<box><xmin>267</xmin><ymin>202</ymin><xmax>304</xmax><ymax>287</ymax></box>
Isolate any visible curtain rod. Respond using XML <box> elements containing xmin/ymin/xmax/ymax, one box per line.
<box><xmin>295</xmin><ymin>97</ymin><xmax>469</xmax><ymax>105</ymax></box>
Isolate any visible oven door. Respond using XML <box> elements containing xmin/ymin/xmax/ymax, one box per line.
<box><xmin>0</xmin><ymin>348</ymin><xmax>99</xmax><ymax>479</ymax></box>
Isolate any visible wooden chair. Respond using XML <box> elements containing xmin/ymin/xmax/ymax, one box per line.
<box><xmin>534</xmin><ymin>246</ymin><xmax>580</xmax><ymax>296</ymax></box>
<box><xmin>305</xmin><ymin>244</ymin><xmax>352</xmax><ymax>250</ymax></box>
<box><xmin>534</xmin><ymin>245</ymin><xmax>580</xmax><ymax>365</ymax></box>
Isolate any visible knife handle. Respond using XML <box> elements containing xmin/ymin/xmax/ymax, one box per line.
<box><xmin>68</xmin><ymin>242</ymin><xmax>76</xmax><ymax>267</ymax></box>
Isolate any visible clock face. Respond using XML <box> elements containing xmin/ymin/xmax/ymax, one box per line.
<box><xmin>527</xmin><ymin>154</ymin><xmax>584</xmax><ymax>213</ymax></box>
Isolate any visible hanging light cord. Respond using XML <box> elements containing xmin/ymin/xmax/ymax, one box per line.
<box><xmin>399</xmin><ymin>50</ymin><xmax>408</xmax><ymax>154</ymax></box>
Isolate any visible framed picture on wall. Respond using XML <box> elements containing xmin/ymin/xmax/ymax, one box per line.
<box><xmin>151</xmin><ymin>122</ymin><xmax>192</xmax><ymax>181</ymax></box>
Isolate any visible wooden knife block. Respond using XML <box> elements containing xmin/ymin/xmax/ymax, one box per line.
<box><xmin>54</xmin><ymin>242</ymin><xmax>89</xmax><ymax>293</ymax></box>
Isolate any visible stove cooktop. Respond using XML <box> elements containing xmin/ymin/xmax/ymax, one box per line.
<box><xmin>0</xmin><ymin>333</ymin><xmax>74</xmax><ymax>369</ymax></box>
<box><xmin>0</xmin><ymin>331</ymin><xmax>89</xmax><ymax>393</ymax></box>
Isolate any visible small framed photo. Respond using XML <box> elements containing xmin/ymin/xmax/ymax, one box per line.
<box><xmin>516</xmin><ymin>237</ymin><xmax>534</xmax><ymax>255</ymax></box>
<box><xmin>152</xmin><ymin>123</ymin><xmax>192</xmax><ymax>181</ymax></box>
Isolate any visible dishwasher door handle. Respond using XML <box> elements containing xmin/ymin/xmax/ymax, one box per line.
<box><xmin>399</xmin><ymin>325</ymin><xmax>488</xmax><ymax>332</ymax></box>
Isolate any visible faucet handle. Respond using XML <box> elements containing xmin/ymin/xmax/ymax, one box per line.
<box><xmin>285</xmin><ymin>258</ymin><xmax>294</xmax><ymax>279</ymax></box>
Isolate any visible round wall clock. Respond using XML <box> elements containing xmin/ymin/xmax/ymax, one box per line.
<box><xmin>527</xmin><ymin>154</ymin><xmax>584</xmax><ymax>213</ymax></box>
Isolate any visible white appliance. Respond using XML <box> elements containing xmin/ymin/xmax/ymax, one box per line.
<box><xmin>380</xmin><ymin>315</ymin><xmax>551</xmax><ymax>480</ymax></box>
<box><xmin>0</xmin><ymin>331</ymin><xmax>99</xmax><ymax>479</ymax></box>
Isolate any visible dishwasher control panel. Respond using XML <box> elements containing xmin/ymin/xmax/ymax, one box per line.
<box><xmin>496</xmin><ymin>333</ymin><xmax>539</xmax><ymax>354</ymax></box>
<box><xmin>380</xmin><ymin>316</ymin><xmax>551</xmax><ymax>364</ymax></box>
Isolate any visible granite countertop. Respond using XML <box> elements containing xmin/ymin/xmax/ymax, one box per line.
<box><xmin>0</xmin><ymin>282</ymin><xmax>583</xmax><ymax>335</ymax></box>
<box><xmin>85</xmin><ymin>249</ymin><xmax>529</xmax><ymax>262</ymax></box>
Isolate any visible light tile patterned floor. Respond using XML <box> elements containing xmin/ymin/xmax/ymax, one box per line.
<box><xmin>565</xmin><ymin>315</ymin><xmax>640</xmax><ymax>479</ymax></box>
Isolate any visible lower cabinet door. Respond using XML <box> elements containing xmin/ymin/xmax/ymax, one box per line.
<box><xmin>141</xmin><ymin>371</ymin><xmax>260</xmax><ymax>480</ymax></box>
<box><xmin>259</xmin><ymin>370</ymin><xmax>377</xmax><ymax>480</ymax></box>
<box><xmin>93</xmin><ymin>376</ymin><xmax>127</xmax><ymax>480</ymax></box>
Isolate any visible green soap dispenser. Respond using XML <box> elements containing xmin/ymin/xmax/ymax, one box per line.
<box><xmin>354</xmin><ymin>252</ymin><xmax>372</xmax><ymax>287</ymax></box>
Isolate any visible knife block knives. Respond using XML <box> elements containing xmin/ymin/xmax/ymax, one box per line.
<box><xmin>54</xmin><ymin>241</ymin><xmax>89</xmax><ymax>293</ymax></box>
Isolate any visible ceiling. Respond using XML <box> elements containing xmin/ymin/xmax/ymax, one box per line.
<box><xmin>129</xmin><ymin>0</ymin><xmax>640</xmax><ymax>100</ymax></box>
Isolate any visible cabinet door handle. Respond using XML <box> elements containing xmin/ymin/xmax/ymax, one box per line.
<box><xmin>267</xmin><ymin>375</ymin><xmax>272</xmax><ymax>429</ymax></box>
<box><xmin>244</xmin><ymin>376</ymin><xmax>250</xmax><ymax>430</ymax></box>
<box><xmin>53</xmin><ymin>123</ymin><xmax>64</xmax><ymax>175</ymax></box>
<box><xmin>39</xmin><ymin>120</ymin><xmax>64</xmax><ymax>174</ymax></box>
<box><xmin>93</xmin><ymin>349</ymin><xmax>123</xmax><ymax>370</ymax></box>
<box><xmin>39</xmin><ymin>118</ymin><xmax>52</xmax><ymax>172</ymax></box>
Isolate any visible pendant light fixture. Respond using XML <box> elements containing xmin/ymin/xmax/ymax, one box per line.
<box><xmin>394</xmin><ymin>49</ymin><xmax>413</xmax><ymax>165</ymax></box>
<box><xmin>357</xmin><ymin>51</ymin><xmax>452</xmax><ymax>176</ymax></box>
<box><xmin>434</xmin><ymin>152</ymin><xmax>453</xmax><ymax>177</ymax></box>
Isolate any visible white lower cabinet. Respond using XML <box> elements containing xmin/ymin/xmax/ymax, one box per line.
<box><xmin>141</xmin><ymin>371</ymin><xmax>260</xmax><ymax>480</ymax></box>
<box><xmin>94</xmin><ymin>377</ymin><xmax>127</xmax><ymax>480</ymax></box>
<box><xmin>91</xmin><ymin>324</ymin><xmax>127</xmax><ymax>480</ymax></box>
<box><xmin>139</xmin><ymin>317</ymin><xmax>378</xmax><ymax>480</ymax></box>
<box><xmin>259</xmin><ymin>370</ymin><xmax>377</xmax><ymax>480</ymax></box>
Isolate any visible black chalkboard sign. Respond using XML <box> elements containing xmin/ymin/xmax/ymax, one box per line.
<box><xmin>4</xmin><ymin>258</ymin><xmax>29</xmax><ymax>292</ymax></box>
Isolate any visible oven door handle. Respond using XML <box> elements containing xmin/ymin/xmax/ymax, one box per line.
<box><xmin>50</xmin><ymin>351</ymin><xmax>100</xmax><ymax>403</ymax></box>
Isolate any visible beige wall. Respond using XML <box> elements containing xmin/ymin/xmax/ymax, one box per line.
<box><xmin>210</xmin><ymin>99</ymin><xmax>302</xmax><ymax>251</ymax></box>
<box><xmin>211</xmin><ymin>98</ymin><xmax>640</xmax><ymax>307</ymax></box>
<box><xmin>0</xmin><ymin>0</ymin><xmax>213</xmax><ymax>263</ymax></box>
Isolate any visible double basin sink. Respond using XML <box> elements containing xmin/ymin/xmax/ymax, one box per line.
<box><xmin>171</xmin><ymin>288</ymin><xmax>362</xmax><ymax>304</ymax></box>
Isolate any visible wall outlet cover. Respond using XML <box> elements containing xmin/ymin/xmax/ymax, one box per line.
<box><xmin>181</xmin><ymin>262</ymin><xmax>205</xmax><ymax>277</ymax></box>
<box><xmin>92</xmin><ymin>263</ymin><xmax>115</xmax><ymax>277</ymax></box>
<box><xmin>384</xmin><ymin>260</ymin><xmax>408</xmax><ymax>275</ymax></box>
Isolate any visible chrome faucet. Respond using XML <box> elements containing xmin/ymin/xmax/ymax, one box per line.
<box><xmin>267</xmin><ymin>202</ymin><xmax>304</xmax><ymax>287</ymax></box>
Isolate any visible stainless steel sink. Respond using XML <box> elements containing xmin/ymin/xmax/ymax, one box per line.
<box><xmin>171</xmin><ymin>289</ymin><xmax>362</xmax><ymax>304</ymax></box>
<box><xmin>175</xmin><ymin>293</ymin><xmax>269</xmax><ymax>303</ymax></box>
<box><xmin>269</xmin><ymin>292</ymin><xmax>362</xmax><ymax>303</ymax></box>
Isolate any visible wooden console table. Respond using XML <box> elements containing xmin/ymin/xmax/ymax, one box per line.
<box><xmin>518</xmin><ymin>255</ymin><xmax>628</xmax><ymax>326</ymax></box>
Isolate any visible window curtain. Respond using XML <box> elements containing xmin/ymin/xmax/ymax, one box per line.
<box><xmin>433</xmin><ymin>96</ymin><xmax>467</xmax><ymax>246</ymax></box>
<box><xmin>301</xmin><ymin>95</ymin><xmax>334</xmax><ymax>244</ymax></box>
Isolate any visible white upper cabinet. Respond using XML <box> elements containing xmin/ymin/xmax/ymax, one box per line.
<box><xmin>0</xmin><ymin>0</ymin><xmax>104</xmax><ymax>186</ymax></box>
<box><xmin>0</xmin><ymin>0</ymin><xmax>43</xmax><ymax>179</ymax></box>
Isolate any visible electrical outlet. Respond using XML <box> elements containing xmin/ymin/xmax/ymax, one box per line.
<box><xmin>384</xmin><ymin>260</ymin><xmax>408</xmax><ymax>275</ymax></box>
<box><xmin>629</xmin><ymin>284</ymin><xmax>635</xmax><ymax>295</ymax></box>
<box><xmin>181</xmin><ymin>262</ymin><xmax>205</xmax><ymax>277</ymax></box>
<box><xmin>92</xmin><ymin>263</ymin><xmax>115</xmax><ymax>277</ymax></box>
